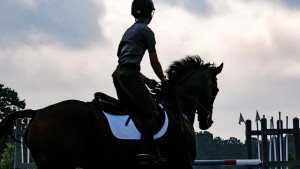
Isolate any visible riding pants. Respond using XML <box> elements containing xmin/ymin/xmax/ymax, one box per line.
<box><xmin>112</xmin><ymin>67</ymin><xmax>159</xmax><ymax>148</ymax></box>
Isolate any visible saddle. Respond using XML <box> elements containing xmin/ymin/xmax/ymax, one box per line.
<box><xmin>90</xmin><ymin>92</ymin><xmax>168</xmax><ymax>140</ymax></box>
<box><xmin>92</xmin><ymin>92</ymin><xmax>128</xmax><ymax>115</ymax></box>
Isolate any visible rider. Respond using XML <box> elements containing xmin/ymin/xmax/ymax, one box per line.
<box><xmin>112</xmin><ymin>0</ymin><xmax>166</xmax><ymax>163</ymax></box>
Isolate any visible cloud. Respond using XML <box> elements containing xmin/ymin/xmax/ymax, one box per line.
<box><xmin>1</xmin><ymin>0</ymin><xmax>300</xmax><ymax>140</ymax></box>
<box><xmin>0</xmin><ymin>43</ymin><xmax>118</xmax><ymax>108</ymax></box>
<box><xmin>158</xmin><ymin>0</ymin><xmax>214</xmax><ymax>15</ymax></box>
<box><xmin>0</xmin><ymin>0</ymin><xmax>105</xmax><ymax>48</ymax></box>
<box><xmin>280</xmin><ymin>0</ymin><xmax>300</xmax><ymax>9</ymax></box>
<box><xmin>0</xmin><ymin>0</ymin><xmax>124</xmax><ymax>108</ymax></box>
<box><xmin>152</xmin><ymin>0</ymin><xmax>300</xmax><ymax>138</ymax></box>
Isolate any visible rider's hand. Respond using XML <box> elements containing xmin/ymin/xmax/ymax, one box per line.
<box><xmin>144</xmin><ymin>78</ymin><xmax>158</xmax><ymax>90</ymax></box>
<box><xmin>161</xmin><ymin>80</ymin><xmax>170</xmax><ymax>92</ymax></box>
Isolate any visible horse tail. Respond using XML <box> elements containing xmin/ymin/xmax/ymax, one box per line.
<box><xmin>0</xmin><ymin>109</ymin><xmax>36</xmax><ymax>141</ymax></box>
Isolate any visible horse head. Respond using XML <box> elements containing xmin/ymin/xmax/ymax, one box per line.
<box><xmin>165</xmin><ymin>56</ymin><xmax>223</xmax><ymax>130</ymax></box>
<box><xmin>197</xmin><ymin>62</ymin><xmax>223</xmax><ymax>130</ymax></box>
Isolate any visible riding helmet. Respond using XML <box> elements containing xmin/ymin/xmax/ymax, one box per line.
<box><xmin>131</xmin><ymin>0</ymin><xmax>155</xmax><ymax>19</ymax></box>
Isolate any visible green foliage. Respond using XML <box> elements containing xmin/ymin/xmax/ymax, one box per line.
<box><xmin>288</xmin><ymin>152</ymin><xmax>294</xmax><ymax>161</ymax></box>
<box><xmin>0</xmin><ymin>83</ymin><xmax>26</xmax><ymax>120</ymax></box>
<box><xmin>0</xmin><ymin>143</ymin><xmax>14</xmax><ymax>169</ymax></box>
<box><xmin>0</xmin><ymin>136</ymin><xmax>9</xmax><ymax>154</ymax></box>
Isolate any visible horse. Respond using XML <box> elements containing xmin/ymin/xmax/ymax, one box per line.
<box><xmin>0</xmin><ymin>55</ymin><xmax>223</xmax><ymax>169</ymax></box>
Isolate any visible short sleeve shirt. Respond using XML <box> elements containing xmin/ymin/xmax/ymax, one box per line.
<box><xmin>117</xmin><ymin>20</ymin><xmax>156</xmax><ymax>66</ymax></box>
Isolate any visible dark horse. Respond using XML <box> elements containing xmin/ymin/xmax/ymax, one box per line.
<box><xmin>0</xmin><ymin>56</ymin><xmax>223</xmax><ymax>169</ymax></box>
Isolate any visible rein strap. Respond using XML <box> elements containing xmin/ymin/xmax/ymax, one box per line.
<box><xmin>173</xmin><ymin>92</ymin><xmax>211</xmax><ymax>115</ymax></box>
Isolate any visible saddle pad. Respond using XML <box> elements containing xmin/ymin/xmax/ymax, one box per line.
<box><xmin>103</xmin><ymin>110</ymin><xmax>169</xmax><ymax>140</ymax></box>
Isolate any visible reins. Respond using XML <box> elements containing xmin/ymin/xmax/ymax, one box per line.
<box><xmin>173</xmin><ymin>91</ymin><xmax>212</xmax><ymax>116</ymax></box>
<box><xmin>166</xmin><ymin>68</ymin><xmax>213</xmax><ymax>116</ymax></box>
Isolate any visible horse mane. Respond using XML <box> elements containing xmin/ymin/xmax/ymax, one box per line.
<box><xmin>166</xmin><ymin>55</ymin><xmax>215</xmax><ymax>84</ymax></box>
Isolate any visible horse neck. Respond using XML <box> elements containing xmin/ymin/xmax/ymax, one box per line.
<box><xmin>161</xmin><ymin>92</ymin><xmax>178</xmax><ymax>111</ymax></box>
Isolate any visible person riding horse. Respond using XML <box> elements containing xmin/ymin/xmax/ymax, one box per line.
<box><xmin>0</xmin><ymin>55</ymin><xmax>223</xmax><ymax>169</ymax></box>
<box><xmin>112</xmin><ymin>0</ymin><xmax>167</xmax><ymax>163</ymax></box>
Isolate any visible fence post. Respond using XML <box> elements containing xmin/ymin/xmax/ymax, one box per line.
<box><xmin>277</xmin><ymin>114</ymin><xmax>283</xmax><ymax>164</ymax></box>
<box><xmin>261</xmin><ymin>117</ymin><xmax>268</xmax><ymax>168</ymax></box>
<box><xmin>293</xmin><ymin>118</ymin><xmax>300</xmax><ymax>169</ymax></box>
<box><xmin>246</xmin><ymin>119</ymin><xmax>253</xmax><ymax>169</ymax></box>
<box><xmin>14</xmin><ymin>119</ymin><xmax>22</xmax><ymax>169</ymax></box>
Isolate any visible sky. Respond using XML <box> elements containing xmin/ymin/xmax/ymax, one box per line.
<box><xmin>1</xmin><ymin>0</ymin><xmax>300</xmax><ymax>141</ymax></box>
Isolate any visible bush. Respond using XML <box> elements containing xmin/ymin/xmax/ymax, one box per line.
<box><xmin>0</xmin><ymin>143</ymin><xmax>14</xmax><ymax>169</ymax></box>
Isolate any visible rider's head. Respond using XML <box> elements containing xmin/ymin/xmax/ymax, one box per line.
<box><xmin>131</xmin><ymin>0</ymin><xmax>155</xmax><ymax>23</ymax></box>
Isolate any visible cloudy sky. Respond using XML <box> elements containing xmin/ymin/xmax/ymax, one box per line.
<box><xmin>1</xmin><ymin>0</ymin><xmax>300</xmax><ymax>141</ymax></box>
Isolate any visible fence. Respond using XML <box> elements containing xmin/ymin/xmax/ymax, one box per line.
<box><xmin>13</xmin><ymin>118</ymin><xmax>36</xmax><ymax>169</ymax></box>
<box><xmin>245</xmin><ymin>113</ymin><xmax>300</xmax><ymax>169</ymax></box>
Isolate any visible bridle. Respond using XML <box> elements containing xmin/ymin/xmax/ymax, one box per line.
<box><xmin>170</xmin><ymin>69</ymin><xmax>215</xmax><ymax>120</ymax></box>
<box><xmin>173</xmin><ymin>91</ymin><xmax>213</xmax><ymax>117</ymax></box>
<box><xmin>152</xmin><ymin>69</ymin><xmax>216</xmax><ymax>122</ymax></box>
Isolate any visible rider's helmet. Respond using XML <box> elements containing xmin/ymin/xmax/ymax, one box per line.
<box><xmin>131</xmin><ymin>0</ymin><xmax>155</xmax><ymax>19</ymax></box>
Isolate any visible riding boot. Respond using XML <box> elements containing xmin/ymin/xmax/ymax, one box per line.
<box><xmin>137</xmin><ymin>116</ymin><xmax>165</xmax><ymax>164</ymax></box>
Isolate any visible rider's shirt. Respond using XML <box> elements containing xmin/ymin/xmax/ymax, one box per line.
<box><xmin>117</xmin><ymin>19</ymin><xmax>156</xmax><ymax>66</ymax></box>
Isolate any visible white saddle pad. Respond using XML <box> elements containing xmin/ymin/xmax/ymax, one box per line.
<box><xmin>103</xmin><ymin>106</ymin><xmax>169</xmax><ymax>140</ymax></box>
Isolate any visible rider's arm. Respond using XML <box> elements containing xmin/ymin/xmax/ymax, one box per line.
<box><xmin>149</xmin><ymin>51</ymin><xmax>166</xmax><ymax>82</ymax></box>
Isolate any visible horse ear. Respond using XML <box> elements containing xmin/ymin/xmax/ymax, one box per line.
<box><xmin>213</xmin><ymin>63</ymin><xmax>223</xmax><ymax>75</ymax></box>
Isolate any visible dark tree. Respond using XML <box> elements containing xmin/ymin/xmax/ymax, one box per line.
<box><xmin>0</xmin><ymin>84</ymin><xmax>26</xmax><ymax>153</ymax></box>
<box><xmin>195</xmin><ymin>131</ymin><xmax>248</xmax><ymax>169</ymax></box>
<box><xmin>0</xmin><ymin>84</ymin><xmax>26</xmax><ymax>120</ymax></box>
